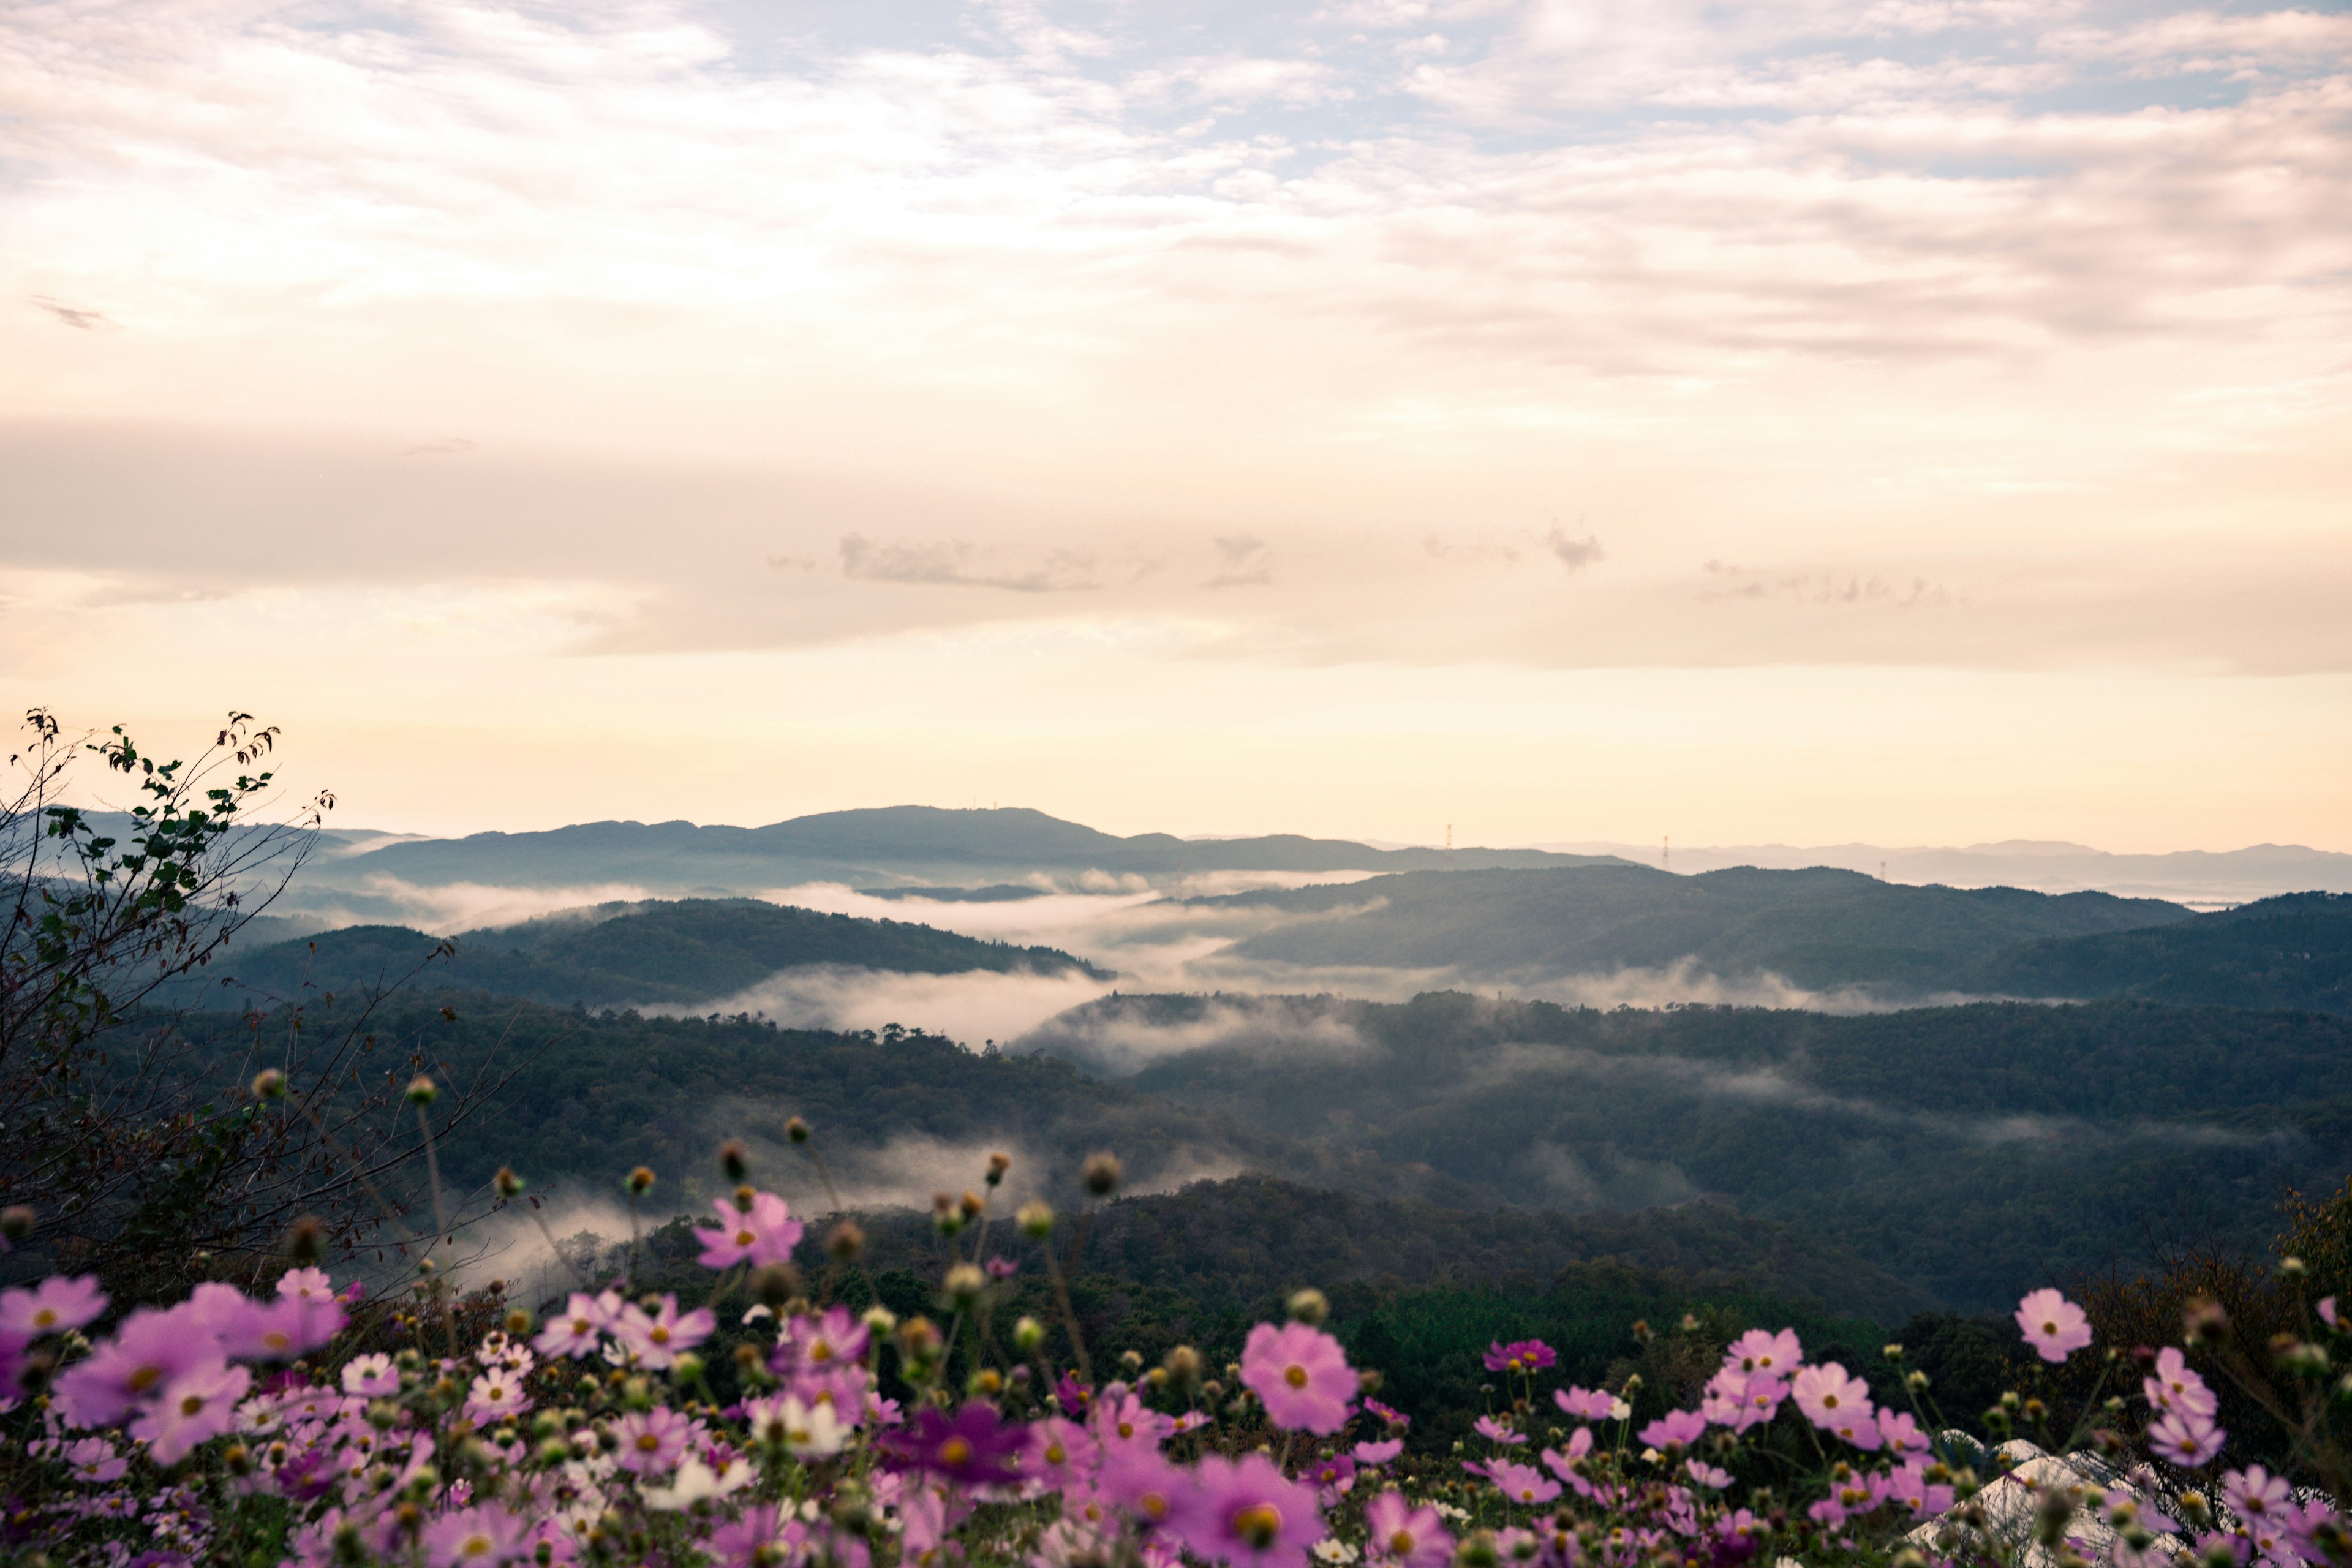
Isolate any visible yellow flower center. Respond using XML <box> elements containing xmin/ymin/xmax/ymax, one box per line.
<box><xmin>941</xmin><ymin>1438</ymin><xmax>974</xmax><ymax>1466</ymax></box>
<box><xmin>571</xmin><ymin>1318</ymin><xmax>591</xmax><ymax>1334</ymax></box>
<box><xmin>811</xmin><ymin>1341</ymin><xmax>833</xmax><ymax>1362</ymax></box>
<box><xmin>1284</xmin><ymin>1365</ymin><xmax>1308</xmax><ymax>1389</ymax></box>
<box><xmin>736</xmin><ymin>1229</ymin><xmax>756</xmax><ymax>1246</ymax></box>
<box><xmin>462</xmin><ymin>1534</ymin><xmax>493</xmax><ymax>1557</ymax></box>
<box><xmin>1046</xmin><ymin>1444</ymin><xmax>1067</xmax><ymax>1464</ymax></box>
<box><xmin>651</xmin><ymin>1326</ymin><xmax>671</xmax><ymax>1345</ymax></box>
<box><xmin>180</xmin><ymin>1395</ymin><xmax>205</xmax><ymax>1416</ymax></box>
<box><xmin>1118</xmin><ymin>1421</ymin><xmax>1135</xmax><ymax>1438</ymax></box>
<box><xmin>637</xmin><ymin>1433</ymin><xmax>661</xmax><ymax>1453</ymax></box>
<box><xmin>1821</xmin><ymin>1393</ymin><xmax>1839</xmax><ymax>1409</ymax></box>
<box><xmin>1390</xmin><ymin>1532</ymin><xmax>1417</xmax><ymax>1555</ymax></box>
<box><xmin>33</xmin><ymin>1308</ymin><xmax>57</xmax><ymax>1329</ymax></box>
<box><xmin>128</xmin><ymin>1366</ymin><xmax>162</xmax><ymax>1394</ymax></box>
<box><xmin>2041</xmin><ymin>1320</ymin><xmax>2058</xmax><ymax>1335</ymax></box>
<box><xmin>1235</xmin><ymin>1504</ymin><xmax>1283</xmax><ymax>1548</ymax></box>
<box><xmin>264</xmin><ymin>1331</ymin><xmax>292</xmax><ymax>1351</ymax></box>
<box><xmin>1142</xmin><ymin>1491</ymin><xmax>1169</xmax><ymax>1520</ymax></box>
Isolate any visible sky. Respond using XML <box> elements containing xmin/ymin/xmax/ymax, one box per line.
<box><xmin>2</xmin><ymin>0</ymin><xmax>2347</xmax><ymax>851</ymax></box>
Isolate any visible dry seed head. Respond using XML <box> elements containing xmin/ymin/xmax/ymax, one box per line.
<box><xmin>494</xmin><ymin>1167</ymin><xmax>526</xmax><ymax>1199</ymax></box>
<box><xmin>987</xmin><ymin>1152</ymin><xmax>1011</xmax><ymax>1186</ymax></box>
<box><xmin>734</xmin><ymin>1185</ymin><xmax>756</xmax><ymax>1215</ymax></box>
<box><xmin>786</xmin><ymin>1117</ymin><xmax>810</xmax><ymax>1144</ymax></box>
<box><xmin>252</xmin><ymin>1068</ymin><xmax>287</xmax><ymax>1101</ymax></box>
<box><xmin>404</xmin><ymin>1074</ymin><xmax>437</xmax><ymax>1106</ymax></box>
<box><xmin>753</xmin><ymin>1264</ymin><xmax>802</xmax><ymax>1307</ymax></box>
<box><xmin>1287</xmin><ymin>1288</ymin><xmax>1330</xmax><ymax>1326</ymax></box>
<box><xmin>944</xmin><ymin>1264</ymin><xmax>986</xmax><ymax>1307</ymax></box>
<box><xmin>0</xmin><ymin>1207</ymin><xmax>33</xmax><ymax>1243</ymax></box>
<box><xmin>625</xmin><ymin>1167</ymin><xmax>656</xmax><ymax>1197</ymax></box>
<box><xmin>1017</xmin><ymin>1201</ymin><xmax>1054</xmax><ymax>1239</ymax></box>
<box><xmin>285</xmin><ymin>1215</ymin><xmax>328</xmax><ymax>1265</ymax></box>
<box><xmin>720</xmin><ymin>1139</ymin><xmax>749</xmax><ymax>1182</ymax></box>
<box><xmin>960</xmin><ymin>1189</ymin><xmax>984</xmax><ymax>1219</ymax></box>
<box><xmin>1081</xmin><ymin>1152</ymin><xmax>1122</xmax><ymax>1197</ymax></box>
<box><xmin>826</xmin><ymin>1221</ymin><xmax>865</xmax><ymax>1262</ymax></box>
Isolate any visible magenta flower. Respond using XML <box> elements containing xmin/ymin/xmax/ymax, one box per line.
<box><xmin>2149</xmin><ymin>1408</ymin><xmax>2225</xmax><ymax>1468</ymax></box>
<box><xmin>275</xmin><ymin>1267</ymin><xmax>338</xmax><ymax>1308</ymax></box>
<box><xmin>1875</xmin><ymin>1408</ymin><xmax>1929</xmax><ymax>1455</ymax></box>
<box><xmin>1355</xmin><ymin>1438</ymin><xmax>1404</xmax><ymax>1464</ymax></box>
<box><xmin>61</xmin><ymin>1436</ymin><xmax>129</xmax><ymax>1485</ymax></box>
<box><xmin>1092</xmin><ymin>1390</ymin><xmax>1174</xmax><ymax>1450</ymax></box>
<box><xmin>222</xmin><ymin>1295</ymin><xmax>345</xmax><ymax>1363</ymax></box>
<box><xmin>1483</xmin><ymin>1339</ymin><xmax>1556</xmax><ymax>1374</ymax></box>
<box><xmin>1473</xmin><ymin>1414</ymin><xmax>1526</xmax><ymax>1447</ymax></box>
<box><xmin>1306</xmin><ymin>1452</ymin><xmax>1357</xmax><ymax>1504</ymax></box>
<box><xmin>2321</xmin><ymin>1298</ymin><xmax>2340</xmax><ymax>1330</ymax></box>
<box><xmin>130</xmin><ymin>1356</ymin><xmax>251</xmax><ymax>1464</ymax></box>
<box><xmin>613</xmin><ymin>1294</ymin><xmax>715</xmax><ymax>1370</ymax></box>
<box><xmin>879</xmin><ymin>1402</ymin><xmax>1027</xmax><ymax>1488</ymax></box>
<box><xmin>1638</xmin><ymin>1410</ymin><xmax>1706</xmax><ymax>1452</ymax></box>
<box><xmin>422</xmin><ymin>1504</ymin><xmax>532</xmax><ymax>1567</ymax></box>
<box><xmin>52</xmin><ymin>1308</ymin><xmax>218</xmax><ymax>1427</ymax></box>
<box><xmin>1099</xmin><ymin>1442</ymin><xmax>1187</xmax><ymax>1530</ymax></box>
<box><xmin>0</xmin><ymin>1275</ymin><xmax>108</xmax><ymax>1337</ymax></box>
<box><xmin>533</xmin><ymin>1293</ymin><xmax>609</xmax><ymax>1360</ymax></box>
<box><xmin>1722</xmin><ymin>1329</ymin><xmax>1801</xmax><ymax>1375</ymax></box>
<box><xmin>773</xmin><ymin>1306</ymin><xmax>870</xmax><ymax>1377</ymax></box>
<box><xmin>1365</xmin><ymin>1491</ymin><xmax>1453</xmax><ymax>1568</ymax></box>
<box><xmin>2146</xmin><ymin>1347</ymin><xmax>2218</xmax><ymax>1418</ymax></box>
<box><xmin>1363</xmin><ymin>1397</ymin><xmax>1410</xmax><ymax>1430</ymax></box>
<box><xmin>693</xmin><ymin>1190</ymin><xmax>804</xmax><ymax>1269</ymax></box>
<box><xmin>616</xmin><ymin>1406</ymin><xmax>695</xmax><ymax>1474</ymax></box>
<box><xmin>1240</xmin><ymin>1321</ymin><xmax>1355</xmax><ymax>1435</ymax></box>
<box><xmin>1874</xmin><ymin>1464</ymin><xmax>1954</xmax><ymax>1520</ymax></box>
<box><xmin>2014</xmin><ymin>1289</ymin><xmax>2094</xmax><ymax>1363</ymax></box>
<box><xmin>1485</xmin><ymin>1460</ymin><xmax>1562</xmax><ymax>1506</ymax></box>
<box><xmin>1553</xmin><ymin>1385</ymin><xmax>1616</xmax><ymax>1422</ymax></box>
<box><xmin>1169</xmin><ymin>1452</ymin><xmax>1324</xmax><ymax>1568</ymax></box>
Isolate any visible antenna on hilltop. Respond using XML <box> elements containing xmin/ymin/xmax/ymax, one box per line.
<box><xmin>1663</xmin><ymin>834</ymin><xmax>1671</xmax><ymax>872</ymax></box>
<box><xmin>1447</xmin><ymin>823</ymin><xmax>1453</xmax><ymax>852</ymax></box>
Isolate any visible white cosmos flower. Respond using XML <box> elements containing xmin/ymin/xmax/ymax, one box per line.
<box><xmin>641</xmin><ymin>1456</ymin><xmax>755</xmax><ymax>1511</ymax></box>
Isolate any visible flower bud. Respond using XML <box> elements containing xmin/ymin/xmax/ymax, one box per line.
<box><xmin>752</xmin><ymin>1263</ymin><xmax>802</xmax><ymax>1307</ymax></box>
<box><xmin>960</xmin><ymin>1189</ymin><xmax>985</xmax><ymax>1219</ymax></box>
<box><xmin>2185</xmin><ymin>1298</ymin><xmax>2230</xmax><ymax>1346</ymax></box>
<box><xmin>1882</xmin><ymin>1343</ymin><xmax>1904</xmax><ymax>1362</ymax></box>
<box><xmin>827</xmin><ymin>1221</ymin><xmax>865</xmax><ymax>1262</ymax></box>
<box><xmin>1287</xmin><ymin>1288</ymin><xmax>1330</xmax><ymax>1326</ymax></box>
<box><xmin>505</xmin><ymin>1308</ymin><xmax>532</xmax><ymax>1335</ymax></box>
<box><xmin>1163</xmin><ymin>1345</ymin><xmax>1204</xmax><ymax>1391</ymax></box>
<box><xmin>1906</xmin><ymin>1370</ymin><xmax>1930</xmax><ymax>1392</ymax></box>
<box><xmin>1081</xmin><ymin>1152</ymin><xmax>1122</xmax><ymax>1197</ymax></box>
<box><xmin>1018</xmin><ymin>1202</ymin><xmax>1054</xmax><ymax>1239</ymax></box>
<box><xmin>932</xmin><ymin>1192</ymin><xmax>964</xmax><ymax>1236</ymax></box>
<box><xmin>786</xmin><ymin>1117</ymin><xmax>810</xmax><ymax>1144</ymax></box>
<box><xmin>1014</xmin><ymin>1316</ymin><xmax>1046</xmax><ymax>1352</ymax></box>
<box><xmin>285</xmin><ymin>1214</ymin><xmax>328</xmax><ymax>1264</ymax></box>
<box><xmin>625</xmin><ymin>1166</ymin><xmax>655</xmax><ymax>1197</ymax></box>
<box><xmin>864</xmin><ymin>1306</ymin><xmax>898</xmax><ymax>1335</ymax></box>
<box><xmin>671</xmin><ymin>1352</ymin><xmax>704</xmax><ymax>1383</ymax></box>
<box><xmin>405</xmin><ymin>1074</ymin><xmax>437</xmax><ymax>1106</ymax></box>
<box><xmin>898</xmin><ymin>1316</ymin><xmax>942</xmax><ymax>1363</ymax></box>
<box><xmin>252</xmin><ymin>1068</ymin><xmax>287</xmax><ymax>1101</ymax></box>
<box><xmin>494</xmin><ymin>1167</ymin><xmax>526</xmax><ymax>1199</ymax></box>
<box><xmin>986</xmin><ymin>1150</ymin><xmax>1012</xmax><ymax>1185</ymax></box>
<box><xmin>970</xmin><ymin>1368</ymin><xmax>1003</xmax><ymax>1397</ymax></box>
<box><xmin>720</xmin><ymin>1139</ymin><xmax>749</xmax><ymax>1182</ymax></box>
<box><xmin>944</xmin><ymin>1264</ymin><xmax>986</xmax><ymax>1307</ymax></box>
<box><xmin>0</xmin><ymin>1206</ymin><xmax>31</xmax><ymax>1242</ymax></box>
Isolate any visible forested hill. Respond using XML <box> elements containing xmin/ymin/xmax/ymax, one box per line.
<box><xmin>1208</xmin><ymin>863</ymin><xmax>2187</xmax><ymax>992</ymax></box>
<box><xmin>1966</xmin><ymin>891</ymin><xmax>2352</xmax><ymax>1013</ymax></box>
<box><xmin>285</xmin><ymin>805</ymin><xmax>1632</xmax><ymax>894</ymax></box>
<box><xmin>190</xmin><ymin>897</ymin><xmax>1106</xmax><ymax>1010</ymax></box>
<box><xmin>1017</xmin><ymin>990</ymin><xmax>2352</xmax><ymax>1310</ymax></box>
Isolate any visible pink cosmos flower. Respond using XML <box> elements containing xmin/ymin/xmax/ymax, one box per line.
<box><xmin>1364</xmin><ymin>1491</ymin><xmax>1453</xmax><ymax>1568</ymax></box>
<box><xmin>52</xmin><ymin>1308</ymin><xmax>219</xmax><ymax>1427</ymax></box>
<box><xmin>1092</xmin><ymin>1390</ymin><xmax>1175</xmax><ymax>1450</ymax></box>
<box><xmin>2321</xmin><ymin>1298</ymin><xmax>2339</xmax><ymax>1330</ymax></box>
<box><xmin>1875</xmin><ymin>1463</ymin><xmax>1954</xmax><ymax>1520</ymax></box>
<box><xmin>132</xmin><ymin>1356</ymin><xmax>252</xmax><ymax>1464</ymax></box>
<box><xmin>1363</xmin><ymin>1397</ymin><xmax>1410</xmax><ymax>1430</ymax></box>
<box><xmin>703</xmin><ymin>1504</ymin><xmax>805</xmax><ymax>1568</ymax></box>
<box><xmin>1474</xmin><ymin>1414</ymin><xmax>1526</xmax><ymax>1447</ymax></box>
<box><xmin>2149</xmin><ymin>1408</ymin><xmax>2225</xmax><ymax>1468</ymax></box>
<box><xmin>2146</xmin><ymin>1347</ymin><xmax>2218</xmax><ymax>1418</ymax></box>
<box><xmin>1639</xmin><ymin>1409</ymin><xmax>1706</xmax><ymax>1452</ymax></box>
<box><xmin>276</xmin><ymin>1267</ymin><xmax>338</xmax><ymax>1307</ymax></box>
<box><xmin>1553</xmin><ymin>1385</ymin><xmax>1616</xmax><ymax>1421</ymax></box>
<box><xmin>0</xmin><ymin>1275</ymin><xmax>108</xmax><ymax>1337</ymax></box>
<box><xmin>693</xmin><ymin>1190</ymin><xmax>804</xmax><ymax>1269</ymax></box>
<box><xmin>1240</xmin><ymin>1321</ymin><xmax>1355</xmax><ymax>1435</ymax></box>
<box><xmin>1876</xmin><ymin>1408</ymin><xmax>1929</xmax><ymax>1455</ymax></box>
<box><xmin>2015</xmin><ymin>1289</ymin><xmax>2094</xmax><ymax>1363</ymax></box>
<box><xmin>613</xmin><ymin>1294</ymin><xmax>715</xmax><ymax>1370</ymax></box>
<box><xmin>1305</xmin><ymin>1453</ymin><xmax>1357</xmax><ymax>1505</ymax></box>
<box><xmin>774</xmin><ymin>1306</ymin><xmax>870</xmax><ymax>1376</ymax></box>
<box><xmin>1723</xmin><ymin>1329</ymin><xmax>1801</xmax><ymax>1375</ymax></box>
<box><xmin>1541</xmin><ymin>1427</ymin><xmax>1596</xmax><ymax>1498</ymax></box>
<box><xmin>1099</xmin><ymin>1442</ymin><xmax>1188</xmax><ymax>1531</ymax></box>
<box><xmin>533</xmin><ymin>1294</ymin><xmax>609</xmax><ymax>1360</ymax></box>
<box><xmin>423</xmin><ymin>1504</ymin><xmax>532</xmax><ymax>1566</ymax></box>
<box><xmin>1486</xmin><ymin>1460</ymin><xmax>1562</xmax><ymax>1506</ymax></box>
<box><xmin>61</xmin><ymin>1436</ymin><xmax>128</xmax><ymax>1484</ymax></box>
<box><xmin>1022</xmin><ymin>1417</ymin><xmax>1099</xmax><ymax>1492</ymax></box>
<box><xmin>223</xmin><ymin>1294</ymin><xmax>345</xmax><ymax>1362</ymax></box>
<box><xmin>616</xmin><ymin>1406</ymin><xmax>695</xmax><ymax>1474</ymax></box>
<box><xmin>2225</xmin><ymin>1466</ymin><xmax>2291</xmax><ymax>1524</ymax></box>
<box><xmin>1483</xmin><ymin>1339</ymin><xmax>1557</xmax><ymax>1374</ymax></box>
<box><xmin>878</xmin><ymin>1401</ymin><xmax>1028</xmax><ymax>1487</ymax></box>
<box><xmin>341</xmin><ymin>1354</ymin><xmax>400</xmax><ymax>1396</ymax></box>
<box><xmin>465</xmin><ymin>1370</ymin><xmax>531</xmax><ymax>1425</ymax></box>
<box><xmin>1169</xmin><ymin>1452</ymin><xmax>1325</xmax><ymax>1568</ymax></box>
<box><xmin>1791</xmin><ymin>1363</ymin><xmax>1874</xmax><ymax>1439</ymax></box>
<box><xmin>1688</xmin><ymin>1462</ymin><xmax>1733</xmax><ymax>1490</ymax></box>
<box><xmin>1354</xmin><ymin>1439</ymin><xmax>1404</xmax><ymax>1464</ymax></box>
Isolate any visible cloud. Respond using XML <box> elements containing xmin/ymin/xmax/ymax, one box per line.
<box><xmin>31</xmin><ymin>296</ymin><xmax>105</xmax><ymax>330</ymax></box>
<box><xmin>653</xmin><ymin>963</ymin><xmax>1116</xmax><ymax>1047</ymax></box>
<box><xmin>400</xmin><ymin>437</ymin><xmax>475</xmax><ymax>458</ymax></box>
<box><xmin>839</xmin><ymin>535</ymin><xmax>1100</xmax><ymax>593</ymax></box>
<box><xmin>1543</xmin><ymin>528</ymin><xmax>1603</xmax><ymax>571</ymax></box>
<box><xmin>1204</xmin><ymin>534</ymin><xmax>1272</xmax><ymax>589</ymax></box>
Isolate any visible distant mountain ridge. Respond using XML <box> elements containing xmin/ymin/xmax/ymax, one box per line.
<box><xmin>1966</xmin><ymin>891</ymin><xmax>2352</xmax><ymax>1012</ymax></box>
